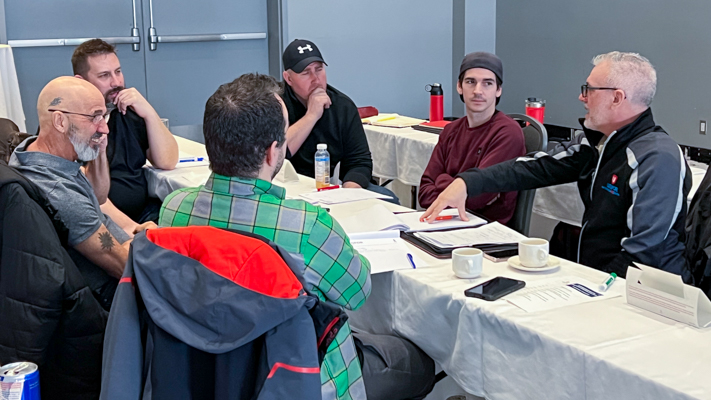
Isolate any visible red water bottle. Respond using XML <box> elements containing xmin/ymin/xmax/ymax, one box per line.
<box><xmin>426</xmin><ymin>83</ymin><xmax>444</xmax><ymax>122</ymax></box>
<box><xmin>525</xmin><ymin>98</ymin><xmax>546</xmax><ymax>123</ymax></box>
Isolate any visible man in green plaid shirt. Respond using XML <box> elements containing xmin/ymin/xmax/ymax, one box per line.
<box><xmin>159</xmin><ymin>74</ymin><xmax>370</xmax><ymax>400</ymax></box>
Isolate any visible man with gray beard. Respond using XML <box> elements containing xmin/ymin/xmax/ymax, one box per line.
<box><xmin>10</xmin><ymin>76</ymin><xmax>155</xmax><ymax>309</ymax></box>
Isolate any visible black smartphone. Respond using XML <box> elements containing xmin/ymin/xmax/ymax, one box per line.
<box><xmin>464</xmin><ymin>277</ymin><xmax>526</xmax><ymax>301</ymax></box>
<box><xmin>483</xmin><ymin>248</ymin><xmax>518</xmax><ymax>263</ymax></box>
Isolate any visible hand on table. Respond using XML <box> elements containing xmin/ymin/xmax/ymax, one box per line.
<box><xmin>419</xmin><ymin>178</ymin><xmax>469</xmax><ymax>223</ymax></box>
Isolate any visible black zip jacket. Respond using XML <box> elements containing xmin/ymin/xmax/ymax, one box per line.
<box><xmin>282</xmin><ymin>84</ymin><xmax>373</xmax><ymax>188</ymax></box>
<box><xmin>458</xmin><ymin>108</ymin><xmax>691</xmax><ymax>277</ymax></box>
<box><xmin>0</xmin><ymin>164</ymin><xmax>108</xmax><ymax>399</ymax></box>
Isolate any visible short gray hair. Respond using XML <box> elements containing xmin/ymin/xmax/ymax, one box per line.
<box><xmin>592</xmin><ymin>51</ymin><xmax>656</xmax><ymax>107</ymax></box>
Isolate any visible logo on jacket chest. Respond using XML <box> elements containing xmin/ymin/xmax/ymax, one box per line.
<box><xmin>602</xmin><ymin>174</ymin><xmax>620</xmax><ymax>196</ymax></box>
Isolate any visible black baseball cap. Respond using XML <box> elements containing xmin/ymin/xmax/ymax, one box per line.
<box><xmin>459</xmin><ymin>52</ymin><xmax>503</xmax><ymax>84</ymax></box>
<box><xmin>283</xmin><ymin>39</ymin><xmax>327</xmax><ymax>73</ymax></box>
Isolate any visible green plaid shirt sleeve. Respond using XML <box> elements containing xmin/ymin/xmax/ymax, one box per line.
<box><xmin>301</xmin><ymin>207</ymin><xmax>371</xmax><ymax>310</ymax></box>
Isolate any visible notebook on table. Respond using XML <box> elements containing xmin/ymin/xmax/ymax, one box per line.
<box><xmin>412</xmin><ymin>120</ymin><xmax>451</xmax><ymax>134</ymax></box>
<box><xmin>337</xmin><ymin>204</ymin><xmax>486</xmax><ymax>234</ymax></box>
<box><xmin>401</xmin><ymin>222</ymin><xmax>525</xmax><ymax>259</ymax></box>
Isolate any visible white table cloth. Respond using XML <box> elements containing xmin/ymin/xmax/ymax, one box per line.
<box><xmin>363</xmin><ymin>125</ymin><xmax>439</xmax><ymax>186</ymax></box>
<box><xmin>147</xmin><ymin>135</ymin><xmax>711</xmax><ymax>400</ymax></box>
<box><xmin>0</xmin><ymin>45</ymin><xmax>25</xmax><ymax>133</ymax></box>
<box><xmin>385</xmin><ymin>259</ymin><xmax>711</xmax><ymax>399</ymax></box>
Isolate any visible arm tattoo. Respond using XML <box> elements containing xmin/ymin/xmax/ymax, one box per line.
<box><xmin>99</xmin><ymin>232</ymin><xmax>115</xmax><ymax>251</ymax></box>
<box><xmin>49</xmin><ymin>97</ymin><xmax>62</xmax><ymax>106</ymax></box>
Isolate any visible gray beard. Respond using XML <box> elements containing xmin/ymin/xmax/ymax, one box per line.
<box><xmin>68</xmin><ymin>124</ymin><xmax>100</xmax><ymax>162</ymax></box>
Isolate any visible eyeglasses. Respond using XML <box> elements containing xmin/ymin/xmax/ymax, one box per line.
<box><xmin>580</xmin><ymin>84</ymin><xmax>620</xmax><ymax>98</ymax></box>
<box><xmin>47</xmin><ymin>109</ymin><xmax>110</xmax><ymax>125</ymax></box>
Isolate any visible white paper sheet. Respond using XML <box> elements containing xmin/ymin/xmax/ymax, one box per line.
<box><xmin>349</xmin><ymin>232</ymin><xmax>426</xmax><ymax>274</ymax></box>
<box><xmin>338</xmin><ymin>204</ymin><xmax>409</xmax><ymax>233</ymax></box>
<box><xmin>505</xmin><ymin>276</ymin><xmax>621</xmax><ymax>313</ymax></box>
<box><xmin>626</xmin><ymin>263</ymin><xmax>711</xmax><ymax>328</ymax></box>
<box><xmin>299</xmin><ymin>188</ymin><xmax>392</xmax><ymax>205</ymax></box>
<box><xmin>414</xmin><ymin>222</ymin><xmax>526</xmax><ymax>248</ymax></box>
<box><xmin>338</xmin><ymin>204</ymin><xmax>486</xmax><ymax>234</ymax></box>
<box><xmin>274</xmin><ymin>160</ymin><xmax>299</xmax><ymax>183</ymax></box>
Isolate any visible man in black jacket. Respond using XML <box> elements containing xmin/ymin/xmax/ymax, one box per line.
<box><xmin>422</xmin><ymin>51</ymin><xmax>690</xmax><ymax>277</ymax></box>
<box><xmin>280</xmin><ymin>39</ymin><xmax>397</xmax><ymax>202</ymax></box>
<box><xmin>0</xmin><ymin>163</ymin><xmax>107</xmax><ymax>399</ymax></box>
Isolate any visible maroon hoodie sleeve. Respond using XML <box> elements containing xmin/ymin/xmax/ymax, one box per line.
<box><xmin>418</xmin><ymin>126</ymin><xmax>454</xmax><ymax>208</ymax></box>
<box><xmin>464</xmin><ymin>120</ymin><xmax>526</xmax><ymax>211</ymax></box>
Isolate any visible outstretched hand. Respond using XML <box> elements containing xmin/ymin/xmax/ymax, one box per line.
<box><xmin>419</xmin><ymin>178</ymin><xmax>469</xmax><ymax>223</ymax></box>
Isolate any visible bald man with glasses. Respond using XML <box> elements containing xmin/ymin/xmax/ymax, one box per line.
<box><xmin>422</xmin><ymin>51</ymin><xmax>691</xmax><ymax>278</ymax></box>
<box><xmin>10</xmin><ymin>77</ymin><xmax>155</xmax><ymax>310</ymax></box>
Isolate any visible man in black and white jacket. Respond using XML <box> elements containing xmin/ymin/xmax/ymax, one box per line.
<box><xmin>422</xmin><ymin>51</ymin><xmax>691</xmax><ymax>277</ymax></box>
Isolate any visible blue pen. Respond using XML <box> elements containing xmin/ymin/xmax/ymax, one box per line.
<box><xmin>179</xmin><ymin>157</ymin><xmax>204</xmax><ymax>163</ymax></box>
<box><xmin>407</xmin><ymin>253</ymin><xmax>417</xmax><ymax>269</ymax></box>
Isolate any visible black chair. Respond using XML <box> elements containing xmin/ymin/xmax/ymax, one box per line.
<box><xmin>507</xmin><ymin>114</ymin><xmax>548</xmax><ymax>236</ymax></box>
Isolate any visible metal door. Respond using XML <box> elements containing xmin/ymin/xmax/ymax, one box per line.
<box><xmin>140</xmin><ymin>0</ymin><xmax>269</xmax><ymax>140</ymax></box>
<box><xmin>5</xmin><ymin>0</ymin><xmax>144</xmax><ymax>133</ymax></box>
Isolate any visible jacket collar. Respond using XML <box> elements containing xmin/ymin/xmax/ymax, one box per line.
<box><xmin>579</xmin><ymin>108</ymin><xmax>661</xmax><ymax>152</ymax></box>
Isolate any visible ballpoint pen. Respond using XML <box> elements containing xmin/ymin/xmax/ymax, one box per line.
<box><xmin>407</xmin><ymin>253</ymin><xmax>417</xmax><ymax>269</ymax></box>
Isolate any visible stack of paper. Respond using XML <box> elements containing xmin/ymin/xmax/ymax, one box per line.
<box><xmin>361</xmin><ymin>113</ymin><xmax>426</xmax><ymax>128</ymax></box>
<box><xmin>337</xmin><ymin>204</ymin><xmax>486</xmax><ymax>234</ymax></box>
<box><xmin>349</xmin><ymin>231</ymin><xmax>427</xmax><ymax>274</ymax></box>
<box><xmin>413</xmin><ymin>222</ymin><xmax>526</xmax><ymax>248</ymax></box>
<box><xmin>299</xmin><ymin>188</ymin><xmax>393</xmax><ymax>205</ymax></box>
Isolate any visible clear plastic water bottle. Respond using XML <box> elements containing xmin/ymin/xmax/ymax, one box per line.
<box><xmin>314</xmin><ymin>143</ymin><xmax>330</xmax><ymax>188</ymax></box>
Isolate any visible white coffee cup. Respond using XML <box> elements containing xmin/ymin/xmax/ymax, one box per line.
<box><xmin>452</xmin><ymin>248</ymin><xmax>483</xmax><ymax>279</ymax></box>
<box><xmin>518</xmin><ymin>238</ymin><xmax>549</xmax><ymax>268</ymax></box>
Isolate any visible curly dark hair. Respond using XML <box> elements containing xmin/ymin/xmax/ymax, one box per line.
<box><xmin>203</xmin><ymin>73</ymin><xmax>286</xmax><ymax>178</ymax></box>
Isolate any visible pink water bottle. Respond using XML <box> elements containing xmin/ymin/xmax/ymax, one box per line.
<box><xmin>525</xmin><ymin>98</ymin><xmax>546</xmax><ymax>123</ymax></box>
<box><xmin>426</xmin><ymin>83</ymin><xmax>444</xmax><ymax>122</ymax></box>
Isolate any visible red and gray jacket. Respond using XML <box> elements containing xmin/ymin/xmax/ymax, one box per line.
<box><xmin>458</xmin><ymin>108</ymin><xmax>691</xmax><ymax>276</ymax></box>
<box><xmin>100</xmin><ymin>226</ymin><xmax>345</xmax><ymax>400</ymax></box>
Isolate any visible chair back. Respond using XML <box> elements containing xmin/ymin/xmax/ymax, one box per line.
<box><xmin>507</xmin><ymin>113</ymin><xmax>548</xmax><ymax>236</ymax></box>
<box><xmin>0</xmin><ymin>118</ymin><xmax>30</xmax><ymax>164</ymax></box>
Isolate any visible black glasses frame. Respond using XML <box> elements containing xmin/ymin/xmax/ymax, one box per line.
<box><xmin>47</xmin><ymin>108</ymin><xmax>110</xmax><ymax>125</ymax></box>
<box><xmin>580</xmin><ymin>84</ymin><xmax>620</xmax><ymax>98</ymax></box>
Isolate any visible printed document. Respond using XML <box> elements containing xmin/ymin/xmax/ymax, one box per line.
<box><xmin>414</xmin><ymin>222</ymin><xmax>526</xmax><ymax>248</ymax></box>
<box><xmin>505</xmin><ymin>276</ymin><xmax>621</xmax><ymax>313</ymax></box>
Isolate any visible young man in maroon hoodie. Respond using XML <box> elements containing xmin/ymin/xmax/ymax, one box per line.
<box><xmin>418</xmin><ymin>52</ymin><xmax>525</xmax><ymax>224</ymax></box>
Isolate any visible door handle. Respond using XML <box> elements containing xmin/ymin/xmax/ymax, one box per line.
<box><xmin>147</xmin><ymin>0</ymin><xmax>157</xmax><ymax>51</ymax></box>
<box><xmin>156</xmin><ymin>33</ymin><xmax>266</xmax><ymax>43</ymax></box>
<box><xmin>146</xmin><ymin>0</ymin><xmax>265</xmax><ymax>50</ymax></box>
<box><xmin>9</xmin><ymin>37</ymin><xmax>140</xmax><ymax>48</ymax></box>
<box><xmin>131</xmin><ymin>0</ymin><xmax>140</xmax><ymax>51</ymax></box>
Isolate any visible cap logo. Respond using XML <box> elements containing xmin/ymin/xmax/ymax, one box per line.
<box><xmin>297</xmin><ymin>45</ymin><xmax>313</xmax><ymax>54</ymax></box>
<box><xmin>611</xmin><ymin>174</ymin><xmax>618</xmax><ymax>184</ymax></box>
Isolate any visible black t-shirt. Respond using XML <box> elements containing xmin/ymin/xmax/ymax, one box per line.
<box><xmin>281</xmin><ymin>84</ymin><xmax>373</xmax><ymax>188</ymax></box>
<box><xmin>107</xmin><ymin>108</ymin><xmax>149</xmax><ymax>221</ymax></box>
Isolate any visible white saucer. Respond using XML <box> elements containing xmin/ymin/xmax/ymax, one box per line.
<box><xmin>508</xmin><ymin>255</ymin><xmax>561</xmax><ymax>272</ymax></box>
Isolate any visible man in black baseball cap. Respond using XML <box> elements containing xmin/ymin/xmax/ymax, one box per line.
<box><xmin>419</xmin><ymin>51</ymin><xmax>526</xmax><ymax>224</ymax></box>
<box><xmin>280</xmin><ymin>39</ymin><xmax>397</xmax><ymax>202</ymax></box>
